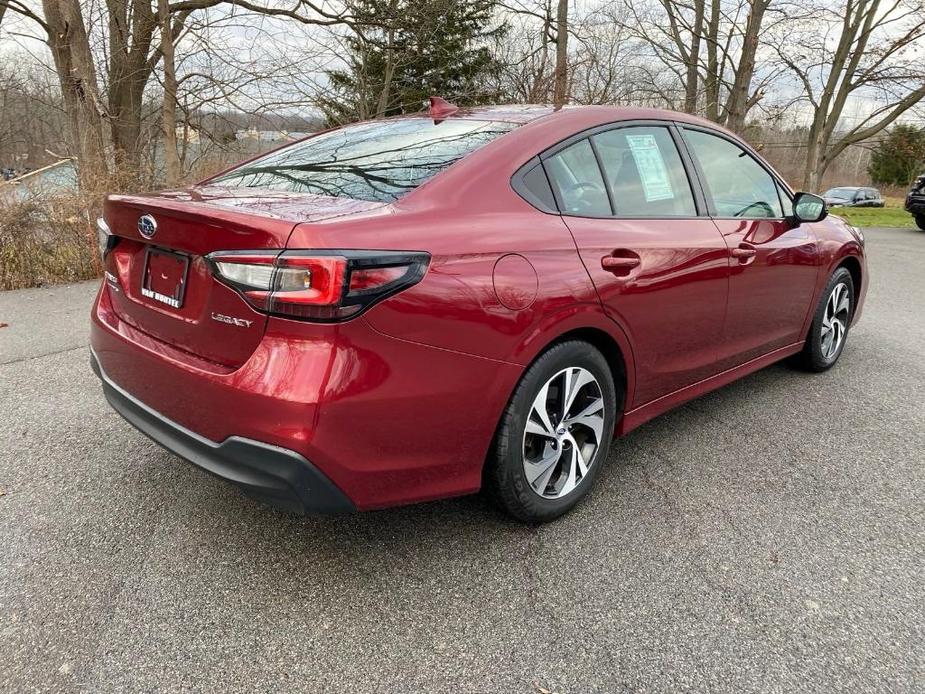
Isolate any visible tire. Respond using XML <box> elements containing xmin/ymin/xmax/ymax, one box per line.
<box><xmin>796</xmin><ymin>267</ymin><xmax>855</xmax><ymax>372</ymax></box>
<box><xmin>486</xmin><ymin>341</ymin><xmax>618</xmax><ymax>523</ymax></box>
<box><xmin>915</xmin><ymin>214</ymin><xmax>925</xmax><ymax>231</ymax></box>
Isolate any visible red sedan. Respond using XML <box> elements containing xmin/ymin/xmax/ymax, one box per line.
<box><xmin>91</xmin><ymin>99</ymin><xmax>867</xmax><ymax>522</ymax></box>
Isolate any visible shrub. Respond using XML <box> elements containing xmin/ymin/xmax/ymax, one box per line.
<box><xmin>0</xmin><ymin>191</ymin><xmax>101</xmax><ymax>290</ymax></box>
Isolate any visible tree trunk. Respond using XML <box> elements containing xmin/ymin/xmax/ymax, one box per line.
<box><xmin>553</xmin><ymin>0</ymin><xmax>568</xmax><ymax>108</ymax></box>
<box><xmin>684</xmin><ymin>0</ymin><xmax>705</xmax><ymax>114</ymax></box>
<box><xmin>723</xmin><ymin>0</ymin><xmax>767</xmax><ymax>133</ymax></box>
<box><xmin>41</xmin><ymin>0</ymin><xmax>109</xmax><ymax>190</ymax></box>
<box><xmin>106</xmin><ymin>0</ymin><xmax>158</xmax><ymax>179</ymax></box>
<box><xmin>703</xmin><ymin>0</ymin><xmax>720</xmax><ymax>122</ymax></box>
<box><xmin>802</xmin><ymin>126</ymin><xmax>825</xmax><ymax>191</ymax></box>
<box><xmin>158</xmin><ymin>0</ymin><xmax>180</xmax><ymax>186</ymax></box>
<box><xmin>375</xmin><ymin>20</ymin><xmax>396</xmax><ymax>118</ymax></box>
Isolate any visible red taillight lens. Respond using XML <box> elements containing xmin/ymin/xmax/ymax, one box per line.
<box><xmin>207</xmin><ymin>250</ymin><xmax>429</xmax><ymax>322</ymax></box>
<box><xmin>348</xmin><ymin>266</ymin><xmax>407</xmax><ymax>291</ymax></box>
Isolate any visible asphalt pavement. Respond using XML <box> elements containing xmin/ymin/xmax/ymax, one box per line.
<box><xmin>1</xmin><ymin>228</ymin><xmax>923</xmax><ymax>693</ymax></box>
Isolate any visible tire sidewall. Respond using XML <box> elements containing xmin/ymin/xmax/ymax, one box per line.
<box><xmin>494</xmin><ymin>342</ymin><xmax>617</xmax><ymax>522</ymax></box>
<box><xmin>808</xmin><ymin>267</ymin><xmax>854</xmax><ymax>370</ymax></box>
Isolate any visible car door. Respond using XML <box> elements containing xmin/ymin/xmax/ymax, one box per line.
<box><xmin>680</xmin><ymin>126</ymin><xmax>820</xmax><ymax>370</ymax></box>
<box><xmin>542</xmin><ymin>123</ymin><xmax>729</xmax><ymax>407</ymax></box>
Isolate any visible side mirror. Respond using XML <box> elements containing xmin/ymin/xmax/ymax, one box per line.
<box><xmin>793</xmin><ymin>192</ymin><xmax>827</xmax><ymax>223</ymax></box>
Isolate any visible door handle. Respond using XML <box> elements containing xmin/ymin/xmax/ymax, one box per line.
<box><xmin>730</xmin><ymin>244</ymin><xmax>757</xmax><ymax>263</ymax></box>
<box><xmin>601</xmin><ymin>254</ymin><xmax>641</xmax><ymax>275</ymax></box>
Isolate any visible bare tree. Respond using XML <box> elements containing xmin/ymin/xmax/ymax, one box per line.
<box><xmin>625</xmin><ymin>0</ymin><xmax>783</xmax><ymax>131</ymax></box>
<box><xmin>0</xmin><ymin>63</ymin><xmax>69</xmax><ymax>169</ymax></box>
<box><xmin>0</xmin><ymin>0</ymin><xmax>362</xmax><ymax>183</ymax></box>
<box><xmin>40</xmin><ymin>0</ymin><xmax>110</xmax><ymax>187</ymax></box>
<box><xmin>553</xmin><ymin>0</ymin><xmax>567</xmax><ymax>107</ymax></box>
<box><xmin>158</xmin><ymin>0</ymin><xmax>181</xmax><ymax>185</ymax></box>
<box><xmin>774</xmin><ymin>0</ymin><xmax>925</xmax><ymax>190</ymax></box>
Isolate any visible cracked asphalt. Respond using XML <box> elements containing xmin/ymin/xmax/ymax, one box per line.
<box><xmin>1</xmin><ymin>227</ymin><xmax>923</xmax><ymax>693</ymax></box>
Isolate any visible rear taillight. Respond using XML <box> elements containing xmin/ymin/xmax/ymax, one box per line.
<box><xmin>96</xmin><ymin>217</ymin><xmax>119</xmax><ymax>260</ymax></box>
<box><xmin>206</xmin><ymin>250</ymin><xmax>430</xmax><ymax>322</ymax></box>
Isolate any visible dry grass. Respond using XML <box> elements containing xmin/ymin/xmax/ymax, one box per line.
<box><xmin>0</xmin><ymin>159</ymin><xmax>243</xmax><ymax>291</ymax></box>
<box><xmin>0</xmin><ymin>191</ymin><xmax>102</xmax><ymax>290</ymax></box>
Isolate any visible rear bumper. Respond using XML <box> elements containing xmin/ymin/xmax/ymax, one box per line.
<box><xmin>91</xmin><ymin>348</ymin><xmax>355</xmax><ymax>514</ymax></box>
<box><xmin>90</xmin><ymin>281</ymin><xmax>522</xmax><ymax>510</ymax></box>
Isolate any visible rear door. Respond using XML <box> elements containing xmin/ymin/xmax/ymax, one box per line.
<box><xmin>544</xmin><ymin>123</ymin><xmax>729</xmax><ymax>407</ymax></box>
<box><xmin>679</xmin><ymin>126</ymin><xmax>819</xmax><ymax>370</ymax></box>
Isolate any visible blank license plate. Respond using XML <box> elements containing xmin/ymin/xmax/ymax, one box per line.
<box><xmin>141</xmin><ymin>247</ymin><xmax>189</xmax><ymax>309</ymax></box>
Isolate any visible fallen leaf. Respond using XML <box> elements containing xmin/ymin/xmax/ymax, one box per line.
<box><xmin>0</xmin><ymin>322</ymin><xmax>8</xmax><ymax>328</ymax></box>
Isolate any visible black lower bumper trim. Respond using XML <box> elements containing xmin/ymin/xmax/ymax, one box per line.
<box><xmin>905</xmin><ymin>197</ymin><xmax>925</xmax><ymax>215</ymax></box>
<box><xmin>90</xmin><ymin>349</ymin><xmax>355</xmax><ymax>514</ymax></box>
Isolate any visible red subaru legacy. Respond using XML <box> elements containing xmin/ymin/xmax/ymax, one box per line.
<box><xmin>91</xmin><ymin>99</ymin><xmax>866</xmax><ymax>522</ymax></box>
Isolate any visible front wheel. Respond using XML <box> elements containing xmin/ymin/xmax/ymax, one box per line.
<box><xmin>915</xmin><ymin>214</ymin><xmax>925</xmax><ymax>231</ymax></box>
<box><xmin>797</xmin><ymin>267</ymin><xmax>855</xmax><ymax>372</ymax></box>
<box><xmin>486</xmin><ymin>341</ymin><xmax>617</xmax><ymax>523</ymax></box>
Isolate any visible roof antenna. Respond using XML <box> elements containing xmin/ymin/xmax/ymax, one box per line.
<box><xmin>428</xmin><ymin>96</ymin><xmax>459</xmax><ymax>122</ymax></box>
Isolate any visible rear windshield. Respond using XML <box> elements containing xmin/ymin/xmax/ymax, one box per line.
<box><xmin>210</xmin><ymin>118</ymin><xmax>518</xmax><ymax>203</ymax></box>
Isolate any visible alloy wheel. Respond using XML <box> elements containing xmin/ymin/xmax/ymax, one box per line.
<box><xmin>821</xmin><ymin>282</ymin><xmax>850</xmax><ymax>359</ymax></box>
<box><xmin>522</xmin><ymin>367</ymin><xmax>605</xmax><ymax>499</ymax></box>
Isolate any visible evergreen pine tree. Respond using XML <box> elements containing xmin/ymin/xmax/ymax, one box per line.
<box><xmin>320</xmin><ymin>0</ymin><xmax>503</xmax><ymax>125</ymax></box>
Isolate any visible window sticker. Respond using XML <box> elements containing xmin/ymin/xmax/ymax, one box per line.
<box><xmin>625</xmin><ymin>134</ymin><xmax>674</xmax><ymax>202</ymax></box>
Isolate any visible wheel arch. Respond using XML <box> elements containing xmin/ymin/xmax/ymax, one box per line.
<box><xmin>480</xmin><ymin>320</ymin><xmax>633</xmax><ymax>488</ymax></box>
<box><xmin>512</xmin><ymin>309</ymin><xmax>636</xmax><ymax>423</ymax></box>
<box><xmin>836</xmin><ymin>254</ymin><xmax>862</xmax><ymax>302</ymax></box>
<box><xmin>543</xmin><ymin>327</ymin><xmax>629</xmax><ymax>417</ymax></box>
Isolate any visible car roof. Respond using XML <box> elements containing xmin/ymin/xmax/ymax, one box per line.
<box><xmin>429</xmin><ymin>103</ymin><xmax>724</xmax><ymax>128</ymax></box>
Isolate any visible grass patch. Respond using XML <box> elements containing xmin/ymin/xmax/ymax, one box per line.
<box><xmin>833</xmin><ymin>196</ymin><xmax>918</xmax><ymax>229</ymax></box>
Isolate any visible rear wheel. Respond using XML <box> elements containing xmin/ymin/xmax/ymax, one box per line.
<box><xmin>487</xmin><ymin>341</ymin><xmax>617</xmax><ymax>523</ymax></box>
<box><xmin>797</xmin><ymin>267</ymin><xmax>854</xmax><ymax>372</ymax></box>
<box><xmin>915</xmin><ymin>214</ymin><xmax>925</xmax><ymax>231</ymax></box>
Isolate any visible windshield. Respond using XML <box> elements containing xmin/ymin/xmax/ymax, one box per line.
<box><xmin>210</xmin><ymin>118</ymin><xmax>518</xmax><ymax>203</ymax></box>
<box><xmin>824</xmin><ymin>187</ymin><xmax>856</xmax><ymax>199</ymax></box>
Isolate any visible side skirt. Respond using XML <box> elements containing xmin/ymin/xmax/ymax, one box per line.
<box><xmin>617</xmin><ymin>342</ymin><xmax>804</xmax><ymax>436</ymax></box>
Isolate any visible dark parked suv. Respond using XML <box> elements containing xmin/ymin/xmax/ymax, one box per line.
<box><xmin>905</xmin><ymin>175</ymin><xmax>925</xmax><ymax>230</ymax></box>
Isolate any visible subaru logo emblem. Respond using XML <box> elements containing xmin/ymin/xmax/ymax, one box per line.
<box><xmin>138</xmin><ymin>214</ymin><xmax>157</xmax><ymax>239</ymax></box>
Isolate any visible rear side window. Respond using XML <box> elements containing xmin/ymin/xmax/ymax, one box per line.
<box><xmin>210</xmin><ymin>118</ymin><xmax>518</xmax><ymax>203</ymax></box>
<box><xmin>683</xmin><ymin>129</ymin><xmax>784</xmax><ymax>219</ymax></box>
<box><xmin>592</xmin><ymin>126</ymin><xmax>696</xmax><ymax>217</ymax></box>
<box><xmin>544</xmin><ymin>139</ymin><xmax>612</xmax><ymax>216</ymax></box>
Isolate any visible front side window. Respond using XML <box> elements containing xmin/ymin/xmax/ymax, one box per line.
<box><xmin>544</xmin><ymin>139</ymin><xmax>612</xmax><ymax>216</ymax></box>
<box><xmin>684</xmin><ymin>129</ymin><xmax>783</xmax><ymax>219</ymax></box>
<box><xmin>592</xmin><ymin>126</ymin><xmax>696</xmax><ymax>217</ymax></box>
<box><xmin>777</xmin><ymin>182</ymin><xmax>794</xmax><ymax>216</ymax></box>
<box><xmin>210</xmin><ymin>118</ymin><xmax>518</xmax><ymax>203</ymax></box>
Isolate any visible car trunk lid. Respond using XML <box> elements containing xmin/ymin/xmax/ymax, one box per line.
<box><xmin>101</xmin><ymin>187</ymin><xmax>385</xmax><ymax>368</ymax></box>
